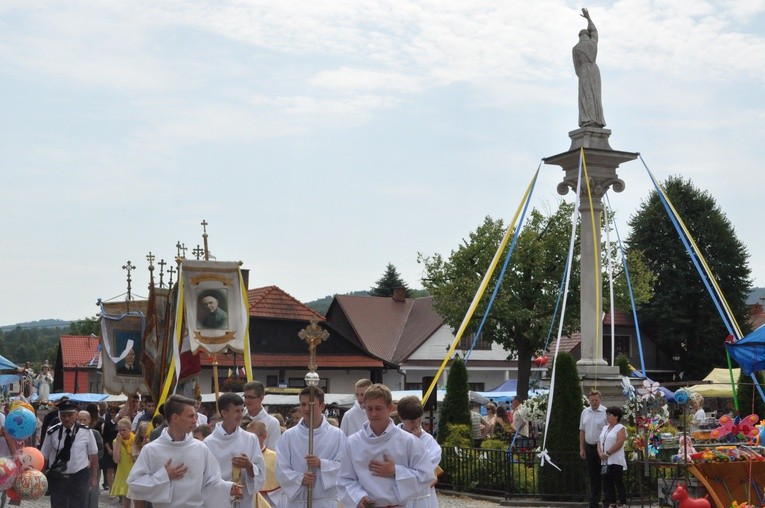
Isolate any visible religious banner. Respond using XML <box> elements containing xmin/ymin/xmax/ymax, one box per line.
<box><xmin>100</xmin><ymin>300</ymin><xmax>150</xmax><ymax>395</ymax></box>
<box><xmin>178</xmin><ymin>260</ymin><xmax>249</xmax><ymax>355</ymax></box>
<box><xmin>141</xmin><ymin>285</ymin><xmax>174</xmax><ymax>401</ymax></box>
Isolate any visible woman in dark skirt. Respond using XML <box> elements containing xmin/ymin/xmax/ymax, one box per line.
<box><xmin>98</xmin><ymin>405</ymin><xmax>119</xmax><ymax>491</ymax></box>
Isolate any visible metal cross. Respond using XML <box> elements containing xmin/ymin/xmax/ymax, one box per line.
<box><xmin>176</xmin><ymin>241</ymin><xmax>187</xmax><ymax>259</ymax></box>
<box><xmin>158</xmin><ymin>259</ymin><xmax>166</xmax><ymax>288</ymax></box>
<box><xmin>146</xmin><ymin>251</ymin><xmax>155</xmax><ymax>268</ymax></box>
<box><xmin>122</xmin><ymin>261</ymin><xmax>134</xmax><ymax>302</ymax></box>
<box><xmin>193</xmin><ymin>244</ymin><xmax>204</xmax><ymax>260</ymax></box>
<box><xmin>298</xmin><ymin>317</ymin><xmax>329</xmax><ymax>373</ymax></box>
<box><xmin>201</xmin><ymin>219</ymin><xmax>208</xmax><ymax>235</ymax></box>
<box><xmin>168</xmin><ymin>265</ymin><xmax>176</xmax><ymax>287</ymax></box>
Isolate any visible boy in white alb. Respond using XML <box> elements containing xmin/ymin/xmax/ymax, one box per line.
<box><xmin>204</xmin><ymin>392</ymin><xmax>265</xmax><ymax>508</ymax></box>
<box><xmin>276</xmin><ymin>386</ymin><xmax>346</xmax><ymax>508</ymax></box>
<box><xmin>398</xmin><ymin>395</ymin><xmax>441</xmax><ymax>508</ymax></box>
<box><xmin>340</xmin><ymin>378</ymin><xmax>372</xmax><ymax>436</ymax></box>
<box><xmin>244</xmin><ymin>380</ymin><xmax>282</xmax><ymax>450</ymax></box>
<box><xmin>127</xmin><ymin>394</ymin><xmax>241</xmax><ymax>508</ymax></box>
<box><xmin>338</xmin><ymin>384</ymin><xmax>435</xmax><ymax>508</ymax></box>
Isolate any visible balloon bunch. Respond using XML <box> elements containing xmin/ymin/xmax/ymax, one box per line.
<box><xmin>0</xmin><ymin>406</ymin><xmax>48</xmax><ymax>500</ymax></box>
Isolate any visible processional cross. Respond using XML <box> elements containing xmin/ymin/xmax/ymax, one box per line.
<box><xmin>299</xmin><ymin>317</ymin><xmax>329</xmax><ymax>373</ymax></box>
<box><xmin>297</xmin><ymin>317</ymin><xmax>329</xmax><ymax>508</ymax></box>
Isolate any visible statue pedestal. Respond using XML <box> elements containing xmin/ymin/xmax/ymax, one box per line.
<box><xmin>568</xmin><ymin>126</ymin><xmax>613</xmax><ymax>150</ymax></box>
<box><xmin>579</xmin><ymin>365</ymin><xmax>627</xmax><ymax>407</ymax></box>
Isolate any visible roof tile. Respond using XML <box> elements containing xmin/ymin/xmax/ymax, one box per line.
<box><xmin>59</xmin><ymin>335</ymin><xmax>101</xmax><ymax>368</ymax></box>
<box><xmin>247</xmin><ymin>286</ymin><xmax>325</xmax><ymax>321</ymax></box>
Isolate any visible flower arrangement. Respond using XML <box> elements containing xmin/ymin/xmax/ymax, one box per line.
<box><xmin>515</xmin><ymin>392</ymin><xmax>548</xmax><ymax>426</ymax></box>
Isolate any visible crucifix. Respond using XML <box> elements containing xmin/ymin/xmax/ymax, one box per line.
<box><xmin>122</xmin><ymin>260</ymin><xmax>134</xmax><ymax>311</ymax></box>
<box><xmin>201</xmin><ymin>219</ymin><xmax>210</xmax><ymax>261</ymax></box>
<box><xmin>168</xmin><ymin>265</ymin><xmax>176</xmax><ymax>287</ymax></box>
<box><xmin>146</xmin><ymin>252</ymin><xmax>156</xmax><ymax>288</ymax></box>
<box><xmin>298</xmin><ymin>317</ymin><xmax>329</xmax><ymax>508</ymax></box>
<box><xmin>192</xmin><ymin>245</ymin><xmax>204</xmax><ymax>260</ymax></box>
<box><xmin>158</xmin><ymin>259</ymin><xmax>166</xmax><ymax>288</ymax></box>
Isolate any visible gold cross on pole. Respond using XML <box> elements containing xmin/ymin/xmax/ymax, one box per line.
<box><xmin>298</xmin><ymin>317</ymin><xmax>329</xmax><ymax>373</ymax></box>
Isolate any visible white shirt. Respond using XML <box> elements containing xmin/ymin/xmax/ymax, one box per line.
<box><xmin>276</xmin><ymin>417</ymin><xmax>346</xmax><ymax>508</ymax></box>
<box><xmin>600</xmin><ymin>423</ymin><xmax>627</xmax><ymax>469</ymax></box>
<box><xmin>338</xmin><ymin>420</ymin><xmax>435</xmax><ymax>508</ymax></box>
<box><xmin>579</xmin><ymin>405</ymin><xmax>607</xmax><ymax>445</ymax></box>
<box><xmin>127</xmin><ymin>428</ymin><xmax>233</xmax><ymax>508</ymax></box>
<box><xmin>196</xmin><ymin>412</ymin><xmax>208</xmax><ymax>426</ymax></box>
<box><xmin>204</xmin><ymin>423</ymin><xmax>265</xmax><ymax>508</ymax></box>
<box><xmin>340</xmin><ymin>402</ymin><xmax>367</xmax><ymax>436</ymax></box>
<box><xmin>248</xmin><ymin>407</ymin><xmax>281</xmax><ymax>450</ymax></box>
<box><xmin>40</xmin><ymin>422</ymin><xmax>98</xmax><ymax>474</ymax></box>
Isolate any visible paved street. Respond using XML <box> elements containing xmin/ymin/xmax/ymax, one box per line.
<box><xmin>16</xmin><ymin>491</ymin><xmax>507</xmax><ymax>508</ymax></box>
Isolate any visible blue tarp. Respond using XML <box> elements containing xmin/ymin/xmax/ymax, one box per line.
<box><xmin>0</xmin><ymin>354</ymin><xmax>19</xmax><ymax>373</ymax></box>
<box><xmin>46</xmin><ymin>393</ymin><xmax>108</xmax><ymax>403</ymax></box>
<box><xmin>726</xmin><ymin>325</ymin><xmax>765</xmax><ymax>376</ymax></box>
<box><xmin>0</xmin><ymin>374</ymin><xmax>20</xmax><ymax>386</ymax></box>
<box><xmin>487</xmin><ymin>379</ymin><xmax>517</xmax><ymax>393</ymax></box>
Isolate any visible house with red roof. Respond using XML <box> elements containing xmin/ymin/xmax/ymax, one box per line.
<box><xmin>53</xmin><ymin>334</ymin><xmax>103</xmax><ymax>394</ymax></box>
<box><xmin>324</xmin><ymin>289</ymin><xmax>540</xmax><ymax>391</ymax></box>
<box><xmin>197</xmin><ymin>285</ymin><xmax>384</xmax><ymax>394</ymax></box>
<box><xmin>545</xmin><ymin>309</ymin><xmax>676</xmax><ymax>380</ymax></box>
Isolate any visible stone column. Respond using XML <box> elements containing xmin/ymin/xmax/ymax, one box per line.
<box><xmin>544</xmin><ymin>127</ymin><xmax>637</xmax><ymax>378</ymax></box>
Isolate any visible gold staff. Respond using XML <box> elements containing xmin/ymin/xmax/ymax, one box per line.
<box><xmin>298</xmin><ymin>317</ymin><xmax>329</xmax><ymax>508</ymax></box>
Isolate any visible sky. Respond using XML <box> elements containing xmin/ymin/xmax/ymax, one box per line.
<box><xmin>1</xmin><ymin>0</ymin><xmax>764</xmax><ymax>325</ymax></box>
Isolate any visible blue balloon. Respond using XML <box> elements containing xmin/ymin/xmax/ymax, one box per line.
<box><xmin>674</xmin><ymin>389</ymin><xmax>690</xmax><ymax>405</ymax></box>
<box><xmin>5</xmin><ymin>408</ymin><xmax>37</xmax><ymax>441</ymax></box>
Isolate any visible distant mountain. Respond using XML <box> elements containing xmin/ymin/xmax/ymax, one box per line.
<box><xmin>0</xmin><ymin>319</ymin><xmax>71</xmax><ymax>332</ymax></box>
<box><xmin>305</xmin><ymin>290</ymin><xmax>371</xmax><ymax>315</ymax></box>
<box><xmin>304</xmin><ymin>288</ymin><xmax>430</xmax><ymax>315</ymax></box>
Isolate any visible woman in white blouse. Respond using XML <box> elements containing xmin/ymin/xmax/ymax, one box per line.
<box><xmin>597</xmin><ymin>406</ymin><xmax>627</xmax><ymax>508</ymax></box>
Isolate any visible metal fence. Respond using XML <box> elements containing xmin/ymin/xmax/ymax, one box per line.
<box><xmin>437</xmin><ymin>444</ymin><xmax>695</xmax><ymax>505</ymax></box>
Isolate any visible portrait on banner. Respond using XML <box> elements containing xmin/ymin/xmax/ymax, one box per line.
<box><xmin>100</xmin><ymin>300</ymin><xmax>150</xmax><ymax>395</ymax></box>
<box><xmin>180</xmin><ymin>260</ymin><xmax>248</xmax><ymax>355</ymax></box>
<box><xmin>197</xmin><ymin>289</ymin><xmax>229</xmax><ymax>330</ymax></box>
<box><xmin>115</xmin><ymin>329</ymin><xmax>141</xmax><ymax>376</ymax></box>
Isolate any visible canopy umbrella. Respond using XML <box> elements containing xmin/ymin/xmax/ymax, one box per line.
<box><xmin>468</xmin><ymin>391</ymin><xmax>490</xmax><ymax>405</ymax></box>
<box><xmin>0</xmin><ymin>354</ymin><xmax>20</xmax><ymax>374</ymax></box>
<box><xmin>688</xmin><ymin>368</ymin><xmax>740</xmax><ymax>398</ymax></box>
<box><xmin>726</xmin><ymin>325</ymin><xmax>765</xmax><ymax>376</ymax></box>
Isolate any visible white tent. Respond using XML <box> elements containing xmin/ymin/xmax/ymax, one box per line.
<box><xmin>687</xmin><ymin>368</ymin><xmax>740</xmax><ymax>398</ymax></box>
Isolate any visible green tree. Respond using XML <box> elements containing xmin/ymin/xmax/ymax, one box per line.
<box><xmin>736</xmin><ymin>370</ymin><xmax>765</xmax><ymax>417</ymax></box>
<box><xmin>419</xmin><ymin>203</ymin><xmax>581</xmax><ymax>400</ymax></box>
<box><xmin>539</xmin><ymin>352</ymin><xmax>585</xmax><ymax>500</ymax></box>
<box><xmin>370</xmin><ymin>263</ymin><xmax>411</xmax><ymax>297</ymax></box>
<box><xmin>436</xmin><ymin>356</ymin><xmax>471</xmax><ymax>444</ymax></box>
<box><xmin>627</xmin><ymin>176</ymin><xmax>752</xmax><ymax>381</ymax></box>
<box><xmin>69</xmin><ymin>316</ymin><xmax>100</xmax><ymax>336</ymax></box>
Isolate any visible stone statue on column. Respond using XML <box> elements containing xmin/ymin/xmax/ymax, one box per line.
<box><xmin>573</xmin><ymin>8</ymin><xmax>606</xmax><ymax>128</ymax></box>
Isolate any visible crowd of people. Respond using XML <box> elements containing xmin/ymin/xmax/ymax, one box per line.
<box><xmin>1</xmin><ymin>378</ymin><xmax>443</xmax><ymax>508</ymax></box>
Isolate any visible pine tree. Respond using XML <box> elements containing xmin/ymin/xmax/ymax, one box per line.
<box><xmin>436</xmin><ymin>356</ymin><xmax>471</xmax><ymax>444</ymax></box>
<box><xmin>540</xmin><ymin>352</ymin><xmax>586</xmax><ymax>500</ymax></box>
<box><xmin>370</xmin><ymin>263</ymin><xmax>410</xmax><ymax>297</ymax></box>
<box><xmin>628</xmin><ymin>176</ymin><xmax>752</xmax><ymax>380</ymax></box>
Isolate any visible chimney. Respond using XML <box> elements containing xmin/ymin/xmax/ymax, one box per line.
<box><xmin>392</xmin><ymin>287</ymin><xmax>407</xmax><ymax>303</ymax></box>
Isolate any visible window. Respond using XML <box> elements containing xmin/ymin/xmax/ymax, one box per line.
<box><xmin>459</xmin><ymin>332</ymin><xmax>492</xmax><ymax>351</ymax></box>
<box><xmin>405</xmin><ymin>382</ymin><xmax>422</xmax><ymax>390</ymax></box>
<box><xmin>468</xmin><ymin>382</ymin><xmax>485</xmax><ymax>391</ymax></box>
<box><xmin>266</xmin><ymin>375</ymin><xmax>278</xmax><ymax>388</ymax></box>
<box><xmin>603</xmin><ymin>334</ymin><xmax>631</xmax><ymax>361</ymax></box>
